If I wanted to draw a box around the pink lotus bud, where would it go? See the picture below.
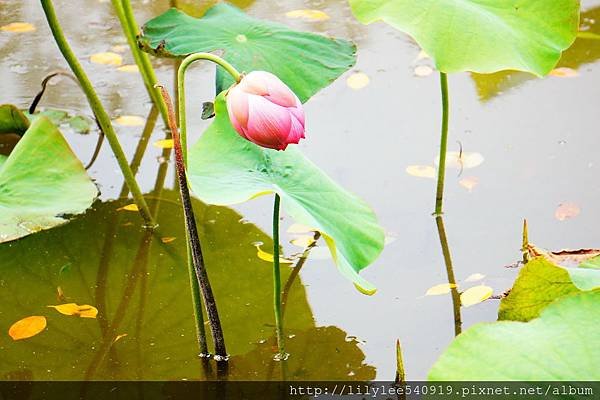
[226,71,305,151]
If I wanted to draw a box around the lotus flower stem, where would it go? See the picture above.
[434,72,450,216]
[156,84,228,360]
[435,215,462,336]
[111,0,170,126]
[40,0,155,228]
[177,53,241,163]
[272,193,286,358]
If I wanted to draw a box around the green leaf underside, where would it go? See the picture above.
[188,96,384,294]
[0,117,98,243]
[429,290,600,380]
[498,257,579,322]
[0,104,30,135]
[350,0,580,76]
[138,3,356,101]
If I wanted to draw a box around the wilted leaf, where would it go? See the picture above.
[406,165,435,179]
[118,204,139,212]
[465,273,485,282]
[459,176,479,192]
[346,72,370,90]
[90,52,123,66]
[117,64,139,73]
[460,285,493,307]
[549,67,579,77]
[555,202,580,221]
[1,22,36,33]
[201,102,215,120]
[48,303,98,318]
[426,283,457,296]
[153,139,174,149]
[114,115,145,127]
[8,316,47,340]
[285,9,330,21]
[255,244,293,264]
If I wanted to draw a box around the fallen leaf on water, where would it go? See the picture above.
[290,235,315,248]
[426,283,457,296]
[113,333,128,343]
[465,273,486,282]
[118,204,139,212]
[549,67,579,78]
[255,244,293,264]
[90,52,123,66]
[460,285,493,307]
[1,22,36,33]
[153,139,174,149]
[285,9,330,21]
[110,44,128,53]
[346,72,370,90]
[48,303,98,318]
[406,165,436,179]
[459,176,479,192]
[9,316,47,340]
[438,152,484,170]
[555,202,580,221]
[114,115,145,127]
[287,223,316,234]
[161,237,177,244]
[117,64,139,73]
[414,65,433,77]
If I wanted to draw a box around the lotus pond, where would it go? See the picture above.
[1,0,599,385]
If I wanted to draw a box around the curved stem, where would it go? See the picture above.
[112,0,170,126]
[177,53,241,163]
[272,193,286,358]
[40,0,155,228]
[435,72,450,216]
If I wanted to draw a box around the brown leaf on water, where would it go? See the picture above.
[48,303,98,318]
[8,316,47,340]
[527,244,600,268]
[555,202,580,221]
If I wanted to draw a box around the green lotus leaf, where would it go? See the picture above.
[138,3,356,101]
[429,290,600,380]
[0,116,98,243]
[187,96,385,294]
[350,0,580,76]
[568,255,600,291]
[0,104,29,135]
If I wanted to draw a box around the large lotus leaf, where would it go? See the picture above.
[187,96,384,294]
[429,290,600,380]
[0,116,98,243]
[0,192,371,380]
[498,257,580,322]
[349,0,580,76]
[138,3,356,101]
[567,255,600,291]
[0,104,29,135]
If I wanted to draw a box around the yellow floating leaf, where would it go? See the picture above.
[90,52,122,66]
[414,65,433,77]
[285,9,330,21]
[406,165,436,179]
[460,285,493,307]
[1,22,36,33]
[290,235,315,248]
[161,237,177,244]
[110,44,128,53]
[48,303,98,318]
[118,203,139,212]
[153,139,174,149]
[113,333,128,343]
[465,273,486,282]
[426,283,457,296]
[114,115,145,126]
[549,67,578,78]
[9,316,47,340]
[255,244,293,264]
[555,202,580,221]
[439,152,484,169]
[459,176,479,192]
[346,72,370,90]
[117,64,139,73]
[287,223,316,234]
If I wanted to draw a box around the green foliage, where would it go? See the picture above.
[350,0,580,76]
[138,3,356,101]
[568,255,600,291]
[429,290,600,380]
[0,115,97,243]
[187,96,384,294]
[0,104,29,135]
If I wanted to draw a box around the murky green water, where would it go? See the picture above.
[1,0,599,380]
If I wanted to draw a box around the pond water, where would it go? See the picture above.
[1,0,600,381]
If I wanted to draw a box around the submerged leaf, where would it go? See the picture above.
[9,316,46,340]
[48,303,98,318]
[460,285,493,307]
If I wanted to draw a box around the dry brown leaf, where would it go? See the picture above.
[1,22,36,33]
[9,316,47,340]
[555,202,580,221]
[528,244,600,268]
[48,303,98,318]
[460,285,493,307]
